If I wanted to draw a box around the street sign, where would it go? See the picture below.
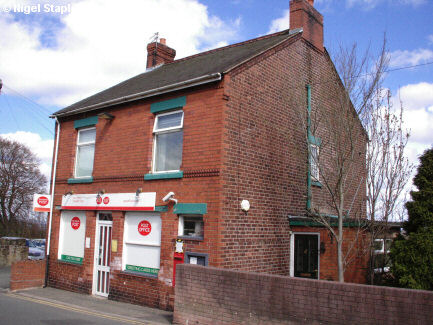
[33,194,51,212]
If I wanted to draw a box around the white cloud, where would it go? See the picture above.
[0,0,241,107]
[396,82,433,111]
[428,34,433,44]
[1,131,53,178]
[389,49,433,68]
[388,82,433,177]
[268,9,290,34]
[398,0,426,5]
[346,0,381,9]
[343,0,426,9]
[402,107,433,145]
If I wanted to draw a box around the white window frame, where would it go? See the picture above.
[373,238,385,254]
[74,127,96,178]
[373,238,392,273]
[58,211,86,264]
[178,215,204,239]
[310,144,319,181]
[122,212,161,277]
[152,110,184,173]
[373,238,392,254]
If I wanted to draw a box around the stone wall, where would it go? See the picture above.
[0,238,28,267]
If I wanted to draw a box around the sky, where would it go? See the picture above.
[0,0,432,191]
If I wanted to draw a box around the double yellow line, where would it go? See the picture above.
[6,292,151,325]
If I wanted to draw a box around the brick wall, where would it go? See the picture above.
[48,85,226,310]
[290,225,368,283]
[0,238,28,266]
[10,260,46,291]
[221,36,366,275]
[174,264,433,325]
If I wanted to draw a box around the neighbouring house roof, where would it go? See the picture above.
[52,29,302,117]
[288,216,403,230]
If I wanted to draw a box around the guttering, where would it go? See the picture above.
[44,117,60,287]
[51,73,222,118]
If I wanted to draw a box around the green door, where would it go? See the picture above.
[294,234,319,279]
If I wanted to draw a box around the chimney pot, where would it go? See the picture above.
[160,38,166,45]
[308,0,314,5]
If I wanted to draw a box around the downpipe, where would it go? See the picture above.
[44,117,60,287]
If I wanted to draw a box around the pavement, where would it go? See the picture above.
[0,266,173,325]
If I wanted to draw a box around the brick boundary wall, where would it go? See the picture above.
[10,260,46,291]
[173,264,433,325]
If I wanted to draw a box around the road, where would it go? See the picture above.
[0,291,150,324]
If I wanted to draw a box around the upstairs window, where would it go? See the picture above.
[152,110,183,172]
[310,144,319,181]
[75,127,96,178]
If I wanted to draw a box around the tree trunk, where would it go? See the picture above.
[337,230,344,282]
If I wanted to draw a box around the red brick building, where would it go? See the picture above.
[47,0,367,310]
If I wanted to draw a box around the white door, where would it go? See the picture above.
[93,213,112,297]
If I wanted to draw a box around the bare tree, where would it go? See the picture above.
[305,38,389,282]
[0,136,47,236]
[366,90,413,284]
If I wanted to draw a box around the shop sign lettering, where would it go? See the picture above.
[71,216,81,230]
[138,220,151,236]
[37,196,49,206]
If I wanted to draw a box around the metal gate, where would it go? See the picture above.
[93,213,112,297]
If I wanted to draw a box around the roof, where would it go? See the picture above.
[288,216,403,229]
[53,28,302,117]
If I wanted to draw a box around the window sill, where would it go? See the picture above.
[312,180,322,188]
[57,259,83,266]
[144,171,183,180]
[119,270,158,279]
[68,177,93,184]
[177,236,204,242]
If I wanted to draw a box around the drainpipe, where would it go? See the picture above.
[44,117,60,287]
[306,84,312,210]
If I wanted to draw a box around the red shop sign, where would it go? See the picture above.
[71,217,81,230]
[138,220,151,236]
[37,196,49,206]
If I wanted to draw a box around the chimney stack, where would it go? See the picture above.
[290,0,324,51]
[146,37,176,69]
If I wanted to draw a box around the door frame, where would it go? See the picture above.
[290,232,320,279]
[92,212,113,296]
